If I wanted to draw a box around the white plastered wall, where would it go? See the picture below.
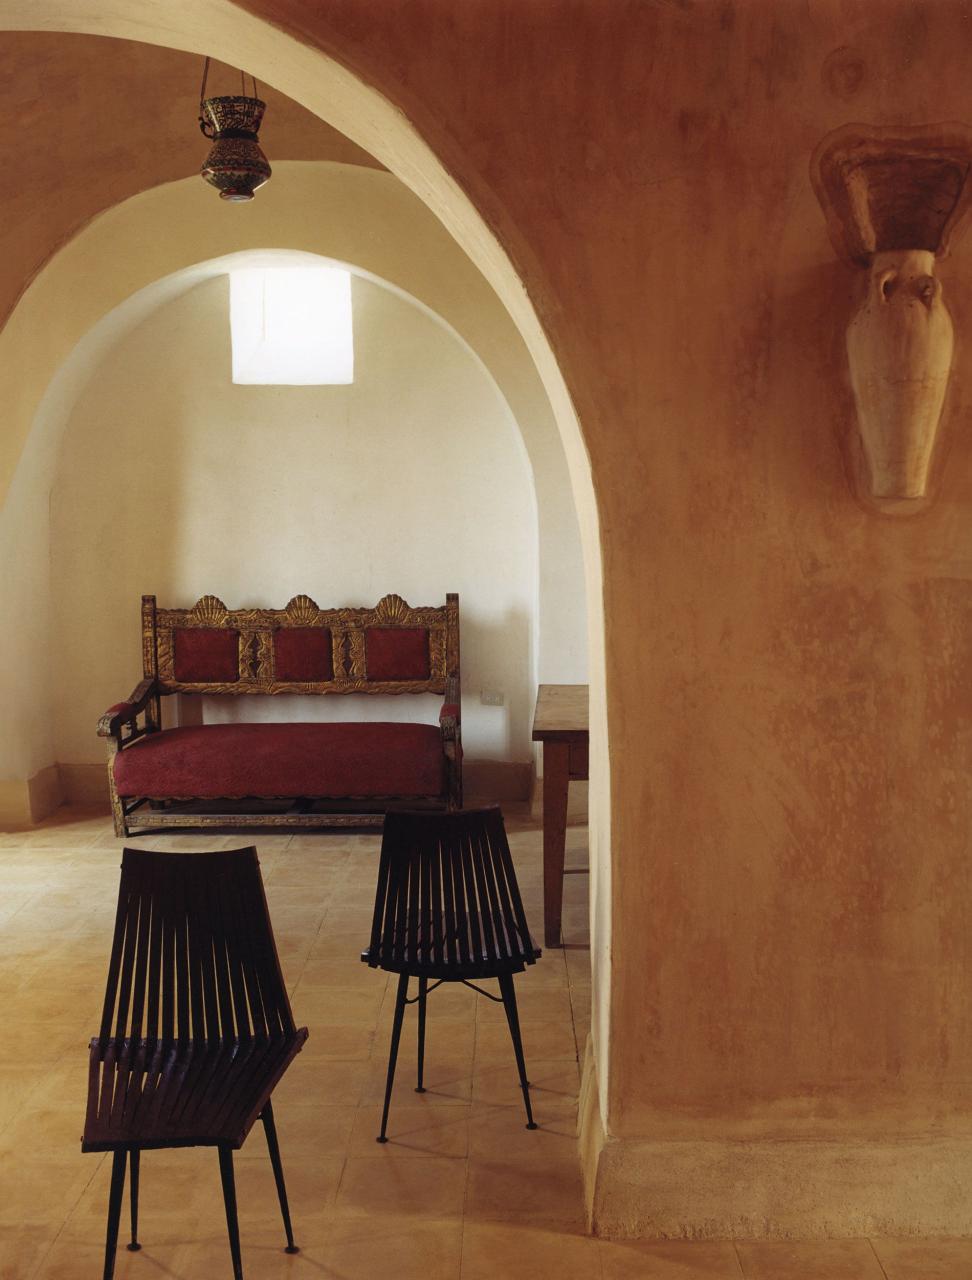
[51,270,537,766]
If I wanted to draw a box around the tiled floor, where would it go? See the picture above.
[1,807,971,1279]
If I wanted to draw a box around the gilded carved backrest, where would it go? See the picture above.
[142,592,459,696]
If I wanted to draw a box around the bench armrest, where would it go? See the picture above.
[97,679,159,738]
[439,702,461,737]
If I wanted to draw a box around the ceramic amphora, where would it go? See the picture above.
[846,248,953,500]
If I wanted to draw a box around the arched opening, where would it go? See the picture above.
[0,6,611,1216]
[46,246,547,798]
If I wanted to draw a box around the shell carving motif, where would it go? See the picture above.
[188,595,229,626]
[285,594,322,626]
[375,594,411,623]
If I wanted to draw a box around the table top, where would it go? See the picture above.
[531,683,589,741]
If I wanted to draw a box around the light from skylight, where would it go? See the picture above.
[230,266,354,385]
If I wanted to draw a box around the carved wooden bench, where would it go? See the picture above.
[98,593,461,836]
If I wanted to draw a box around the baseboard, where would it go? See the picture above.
[529,774,588,824]
[463,758,532,803]
[0,764,63,829]
[0,779,31,829]
[578,1033,607,1231]
[58,761,111,810]
[584,1054,972,1239]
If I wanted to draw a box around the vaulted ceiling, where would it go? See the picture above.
[0,31,380,326]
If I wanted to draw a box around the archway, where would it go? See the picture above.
[0,3,611,1153]
[44,245,550,801]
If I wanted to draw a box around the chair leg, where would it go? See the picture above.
[261,1100,299,1254]
[499,973,538,1129]
[102,1148,127,1280]
[127,1146,142,1251]
[416,976,429,1093]
[218,1144,244,1280]
[377,972,409,1142]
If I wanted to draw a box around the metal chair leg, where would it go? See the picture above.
[260,1100,299,1253]
[416,976,429,1093]
[218,1144,244,1280]
[102,1148,127,1280]
[377,973,409,1142]
[499,973,538,1129]
[127,1146,142,1251]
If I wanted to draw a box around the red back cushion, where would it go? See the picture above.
[365,627,430,681]
[274,628,333,682]
[172,628,240,683]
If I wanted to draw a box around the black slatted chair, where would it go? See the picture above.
[83,846,308,1280]
[363,806,542,1140]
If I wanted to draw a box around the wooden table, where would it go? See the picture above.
[531,684,589,947]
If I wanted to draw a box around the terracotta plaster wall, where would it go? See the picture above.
[232,0,972,1229]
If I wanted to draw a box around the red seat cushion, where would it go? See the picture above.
[113,722,445,800]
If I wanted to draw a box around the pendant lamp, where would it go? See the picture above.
[198,57,271,202]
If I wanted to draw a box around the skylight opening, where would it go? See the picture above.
[230,265,354,385]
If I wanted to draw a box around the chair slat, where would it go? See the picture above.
[186,876,209,1043]
[113,879,142,1042]
[429,836,444,968]
[161,877,175,1043]
[440,829,459,967]
[455,828,480,964]
[175,879,191,1046]
[99,871,132,1046]
[493,815,534,951]
[128,878,153,1045]
[144,861,164,1047]
[476,819,509,962]
[222,867,253,1041]
[206,868,235,1041]
[468,823,500,962]
[419,835,433,968]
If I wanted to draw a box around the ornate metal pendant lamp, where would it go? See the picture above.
[198,57,271,202]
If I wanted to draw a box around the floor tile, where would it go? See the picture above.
[0,1224,61,1280]
[336,1154,468,1218]
[872,1237,972,1279]
[238,1103,355,1162]
[227,1214,465,1280]
[463,1148,587,1227]
[735,1239,885,1278]
[461,1220,599,1278]
[600,1239,744,1278]
[348,1103,470,1158]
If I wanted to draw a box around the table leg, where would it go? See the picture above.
[542,741,570,948]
